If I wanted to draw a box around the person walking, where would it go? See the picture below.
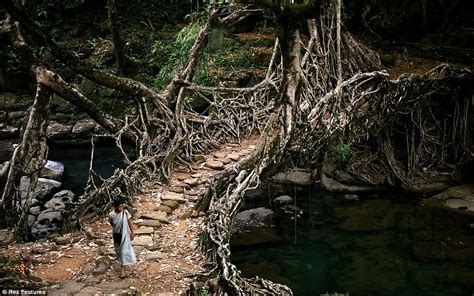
[108,196,136,278]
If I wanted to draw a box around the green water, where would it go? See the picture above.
[232,186,474,296]
[49,146,123,196]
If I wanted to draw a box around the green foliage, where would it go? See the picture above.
[329,142,351,163]
[198,287,209,296]
[152,21,204,89]
[193,39,255,86]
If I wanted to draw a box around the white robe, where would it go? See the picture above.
[111,210,137,266]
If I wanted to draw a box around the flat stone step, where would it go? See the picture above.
[132,235,153,246]
[146,252,166,261]
[138,220,162,228]
[169,186,184,193]
[217,158,231,164]
[184,178,199,187]
[206,160,224,170]
[140,212,170,224]
[228,153,240,161]
[161,200,179,210]
[157,205,172,213]
[173,172,191,181]
[162,192,186,203]
[214,152,227,158]
[135,226,154,235]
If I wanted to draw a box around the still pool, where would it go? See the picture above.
[232,185,474,296]
[49,145,124,196]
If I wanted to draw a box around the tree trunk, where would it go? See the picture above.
[107,0,126,75]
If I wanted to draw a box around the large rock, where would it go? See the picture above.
[72,119,97,138]
[321,169,381,193]
[31,208,62,237]
[20,176,62,200]
[40,160,65,181]
[272,169,312,186]
[232,207,275,232]
[29,206,41,216]
[420,184,474,227]
[35,210,63,227]
[46,122,73,140]
[273,195,293,205]
[51,190,75,203]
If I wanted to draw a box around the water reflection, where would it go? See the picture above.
[232,186,474,296]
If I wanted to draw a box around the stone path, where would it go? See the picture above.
[0,136,258,295]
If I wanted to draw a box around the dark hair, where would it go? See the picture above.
[113,196,124,208]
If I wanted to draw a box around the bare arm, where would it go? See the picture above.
[128,218,135,240]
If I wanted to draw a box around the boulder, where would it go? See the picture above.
[51,190,75,204]
[279,204,303,217]
[273,195,293,205]
[40,160,65,181]
[29,206,41,216]
[420,184,474,227]
[321,170,380,193]
[44,197,66,211]
[232,207,275,232]
[27,215,36,227]
[72,119,96,138]
[35,210,63,228]
[20,176,61,200]
[31,225,58,238]
[272,169,312,186]
[46,122,72,140]
[56,236,70,245]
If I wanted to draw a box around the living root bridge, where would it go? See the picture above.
[1,0,473,294]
